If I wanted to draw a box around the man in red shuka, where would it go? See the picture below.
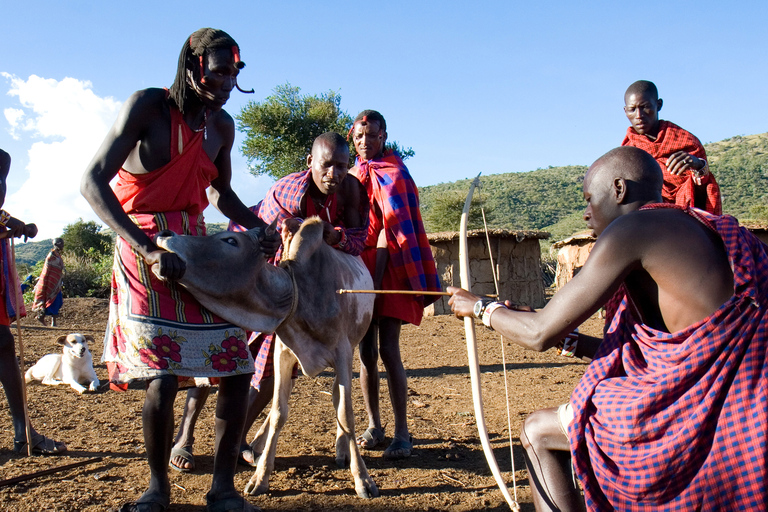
[621,80,721,214]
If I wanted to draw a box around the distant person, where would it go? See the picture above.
[169,131,369,471]
[351,110,441,459]
[0,149,66,456]
[448,146,768,511]
[32,237,65,327]
[621,79,721,214]
[80,28,275,512]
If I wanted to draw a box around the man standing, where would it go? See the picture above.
[170,131,369,471]
[32,237,65,327]
[449,146,767,511]
[81,29,273,512]
[621,79,721,214]
[351,110,441,460]
[0,149,66,456]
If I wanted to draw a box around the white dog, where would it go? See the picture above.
[25,333,100,394]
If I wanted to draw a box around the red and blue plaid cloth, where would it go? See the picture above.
[570,204,768,511]
[353,151,441,305]
[623,120,721,214]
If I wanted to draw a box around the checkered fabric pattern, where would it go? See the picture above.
[353,151,441,306]
[569,204,768,511]
[229,170,368,259]
[623,120,722,215]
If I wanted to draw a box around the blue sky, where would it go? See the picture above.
[1,0,766,239]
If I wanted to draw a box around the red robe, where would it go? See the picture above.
[622,120,721,214]
[104,106,253,387]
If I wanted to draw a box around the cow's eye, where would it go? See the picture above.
[222,237,238,247]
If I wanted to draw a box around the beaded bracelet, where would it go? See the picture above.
[482,302,508,329]
[0,210,10,227]
[333,227,347,249]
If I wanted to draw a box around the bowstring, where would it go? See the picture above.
[478,183,519,505]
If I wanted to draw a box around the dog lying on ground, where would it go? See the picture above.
[25,333,100,394]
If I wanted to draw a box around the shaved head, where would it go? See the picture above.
[588,146,663,202]
[624,80,659,104]
[312,132,347,153]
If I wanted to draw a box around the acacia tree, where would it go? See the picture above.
[237,83,413,181]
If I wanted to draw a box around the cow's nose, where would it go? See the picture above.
[157,230,176,238]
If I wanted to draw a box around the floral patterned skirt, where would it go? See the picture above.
[103,211,254,385]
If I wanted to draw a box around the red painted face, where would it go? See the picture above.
[309,141,350,195]
[624,91,660,137]
[193,48,240,110]
[352,121,385,162]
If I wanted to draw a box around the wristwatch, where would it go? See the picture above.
[473,298,495,319]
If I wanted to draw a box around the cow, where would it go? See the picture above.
[155,217,378,499]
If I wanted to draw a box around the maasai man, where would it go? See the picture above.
[449,146,768,511]
[351,110,441,459]
[169,131,369,469]
[621,80,721,214]
[81,29,275,512]
[32,237,64,327]
[0,149,66,456]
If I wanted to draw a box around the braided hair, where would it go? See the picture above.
[168,28,245,113]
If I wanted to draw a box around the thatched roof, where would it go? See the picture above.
[427,228,549,243]
[742,222,768,232]
[550,231,596,251]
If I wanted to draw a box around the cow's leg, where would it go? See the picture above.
[334,342,379,499]
[244,338,296,496]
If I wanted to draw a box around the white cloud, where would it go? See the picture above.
[2,74,121,239]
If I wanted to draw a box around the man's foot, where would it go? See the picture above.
[13,433,67,456]
[356,427,385,449]
[112,490,170,512]
[205,492,261,512]
[169,445,194,472]
[238,444,258,467]
[383,435,413,460]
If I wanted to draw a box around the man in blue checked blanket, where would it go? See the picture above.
[170,131,369,470]
[449,146,768,511]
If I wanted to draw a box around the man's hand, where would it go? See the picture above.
[146,250,186,281]
[667,151,707,178]
[4,218,37,242]
[447,286,481,318]
[322,222,342,246]
[258,226,280,258]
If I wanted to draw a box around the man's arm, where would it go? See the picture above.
[449,217,642,353]
[80,89,185,280]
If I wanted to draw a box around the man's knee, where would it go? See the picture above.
[521,408,565,452]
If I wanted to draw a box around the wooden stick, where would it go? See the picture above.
[10,324,104,333]
[0,457,103,488]
[11,238,32,456]
[337,289,498,298]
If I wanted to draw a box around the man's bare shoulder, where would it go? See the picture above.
[340,174,364,196]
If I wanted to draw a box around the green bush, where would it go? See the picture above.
[61,248,113,299]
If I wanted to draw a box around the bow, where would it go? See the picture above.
[459,174,519,510]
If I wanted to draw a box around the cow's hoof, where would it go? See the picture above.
[335,455,350,469]
[355,480,379,499]
[243,480,268,496]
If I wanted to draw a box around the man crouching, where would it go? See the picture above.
[449,146,768,511]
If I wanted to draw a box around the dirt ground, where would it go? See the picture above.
[0,297,603,511]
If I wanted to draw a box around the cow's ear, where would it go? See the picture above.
[56,335,67,345]
[265,219,278,237]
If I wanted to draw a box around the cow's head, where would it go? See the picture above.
[155,228,294,333]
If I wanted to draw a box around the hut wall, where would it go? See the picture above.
[554,241,595,290]
[425,236,545,316]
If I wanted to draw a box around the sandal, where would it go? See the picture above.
[238,444,258,467]
[169,445,194,472]
[113,492,170,512]
[383,435,413,460]
[13,433,67,456]
[356,427,385,449]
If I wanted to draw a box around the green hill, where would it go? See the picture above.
[420,132,768,246]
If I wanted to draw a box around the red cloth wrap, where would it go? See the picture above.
[569,204,768,511]
[112,108,216,215]
[353,151,441,326]
[622,120,721,214]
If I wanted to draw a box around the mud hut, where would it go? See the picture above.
[550,231,596,291]
[425,228,549,315]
